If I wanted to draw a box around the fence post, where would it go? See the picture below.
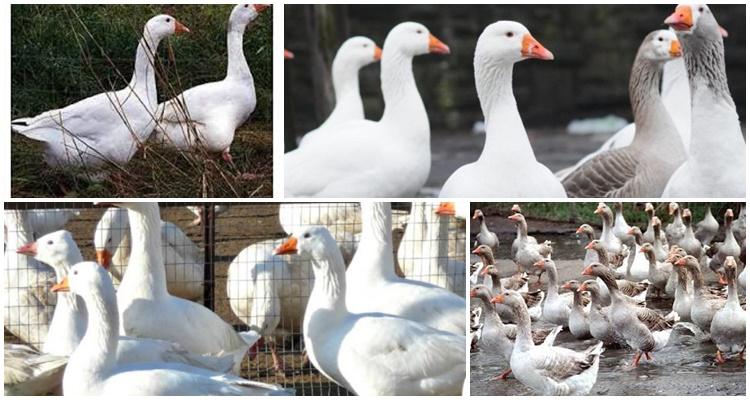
[202,204,215,310]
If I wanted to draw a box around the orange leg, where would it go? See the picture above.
[716,350,726,364]
[645,352,653,361]
[632,351,643,367]
[269,340,285,373]
[492,368,513,381]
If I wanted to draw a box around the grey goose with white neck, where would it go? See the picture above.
[285,22,450,197]
[11,15,189,169]
[298,36,382,148]
[440,21,565,197]
[662,4,745,197]
[562,30,686,197]
[155,4,268,164]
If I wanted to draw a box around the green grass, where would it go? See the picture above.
[473,202,742,227]
[11,4,272,198]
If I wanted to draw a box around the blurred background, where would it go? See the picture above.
[11,5,273,198]
[284,4,746,194]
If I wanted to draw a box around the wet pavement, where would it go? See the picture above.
[470,228,747,396]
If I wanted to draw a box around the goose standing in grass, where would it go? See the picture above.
[470,285,560,381]
[4,210,55,347]
[344,202,465,335]
[472,209,500,252]
[93,207,204,301]
[285,22,450,197]
[562,30,686,197]
[52,262,290,396]
[11,15,189,169]
[582,263,675,367]
[109,203,258,373]
[155,5,268,165]
[275,227,465,395]
[710,257,745,363]
[297,37,382,147]
[695,205,720,245]
[491,291,604,395]
[440,21,565,197]
[662,4,746,197]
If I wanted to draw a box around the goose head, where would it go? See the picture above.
[435,202,456,216]
[143,14,190,43]
[511,204,522,214]
[383,22,450,58]
[476,21,553,63]
[561,279,580,292]
[665,4,726,39]
[93,208,128,269]
[275,226,337,262]
[230,4,268,30]
[576,223,594,237]
[336,36,382,69]
[284,49,295,59]
[51,261,113,298]
[17,230,76,269]
[638,30,682,63]
[577,279,599,294]
[473,209,485,220]
[469,284,492,302]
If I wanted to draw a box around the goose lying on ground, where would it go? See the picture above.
[285,22,450,197]
[562,31,686,197]
[11,15,189,169]
[440,21,564,197]
[662,4,746,197]
[298,37,382,148]
[52,261,290,396]
[275,226,465,395]
[154,5,267,164]
[491,291,604,395]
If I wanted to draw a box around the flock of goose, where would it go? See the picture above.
[285,4,745,198]
[4,202,467,395]
[11,4,267,171]
[469,202,746,395]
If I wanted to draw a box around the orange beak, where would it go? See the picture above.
[471,247,482,255]
[436,202,456,216]
[480,264,491,276]
[669,40,683,58]
[585,242,595,250]
[533,259,545,268]
[582,265,594,276]
[578,282,588,292]
[274,236,298,255]
[674,258,687,267]
[174,20,191,34]
[507,214,521,222]
[561,282,571,290]
[521,33,554,60]
[96,249,112,270]
[718,273,728,285]
[51,277,70,293]
[594,205,604,215]
[469,288,477,298]
[719,25,729,38]
[16,242,38,256]
[284,49,295,59]
[472,210,480,220]
[254,4,269,13]
[576,226,584,234]
[490,294,505,304]
[428,34,451,55]
[640,247,647,254]
[374,46,383,61]
[665,5,693,31]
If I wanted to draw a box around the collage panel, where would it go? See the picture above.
[10,4,273,198]
[4,202,467,395]
[284,4,745,198]
[469,201,746,396]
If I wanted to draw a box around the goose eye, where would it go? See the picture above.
[363,44,367,48]
[165,18,171,23]
[47,240,53,245]
[506,32,514,38]
[73,270,78,275]
[416,29,423,34]
[244,4,249,8]
[698,6,704,12]
[658,37,663,42]
[303,233,311,239]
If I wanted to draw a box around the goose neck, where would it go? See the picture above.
[545,265,559,295]
[629,57,677,150]
[350,202,397,281]
[511,303,534,350]
[379,49,428,134]
[682,32,733,106]
[227,27,251,79]
[474,59,535,162]
[128,35,160,108]
[120,207,168,298]
[481,298,504,327]
[330,58,365,120]
[308,243,348,315]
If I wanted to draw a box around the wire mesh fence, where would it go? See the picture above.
[3,202,466,395]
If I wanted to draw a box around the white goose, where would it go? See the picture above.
[345,202,465,335]
[154,5,267,164]
[53,261,290,396]
[11,15,189,168]
[4,210,55,347]
[185,205,230,227]
[4,344,67,395]
[297,37,382,147]
[110,203,257,373]
[397,202,465,295]
[285,22,450,197]
[274,227,465,395]
[24,208,80,238]
[227,238,312,372]
[93,207,204,301]
[440,21,565,197]
[278,202,361,264]
[662,4,746,197]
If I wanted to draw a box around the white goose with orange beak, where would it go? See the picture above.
[285,22,451,197]
[440,21,564,198]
